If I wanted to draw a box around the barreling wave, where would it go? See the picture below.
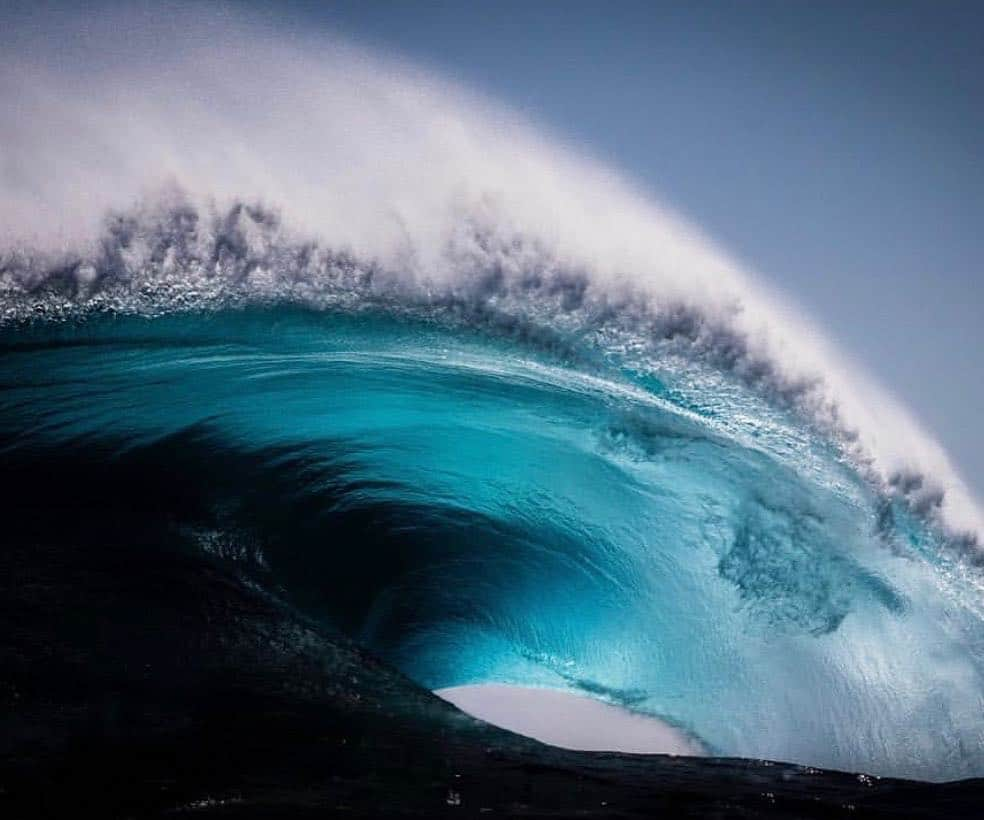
[2,1,984,783]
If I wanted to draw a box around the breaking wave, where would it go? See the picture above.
[2,1,983,782]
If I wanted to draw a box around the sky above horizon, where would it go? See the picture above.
[262,0,984,503]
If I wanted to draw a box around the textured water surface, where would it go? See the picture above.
[2,285,982,781]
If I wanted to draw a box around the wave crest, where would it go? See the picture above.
[2,191,979,553]
[3,3,980,537]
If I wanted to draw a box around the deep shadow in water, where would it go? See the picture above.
[1,432,983,818]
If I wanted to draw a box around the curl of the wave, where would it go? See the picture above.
[1,1,980,541]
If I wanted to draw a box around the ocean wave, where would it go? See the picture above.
[2,1,983,783]
[2,298,984,780]
[2,3,980,537]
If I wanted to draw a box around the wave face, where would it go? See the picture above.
[2,3,984,785]
[2,195,984,782]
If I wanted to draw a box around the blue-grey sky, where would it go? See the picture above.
[256,0,983,501]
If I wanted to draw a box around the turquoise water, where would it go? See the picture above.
[3,302,983,781]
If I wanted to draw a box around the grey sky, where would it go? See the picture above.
[268,0,984,503]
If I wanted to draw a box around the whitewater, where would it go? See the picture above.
[2,3,983,782]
